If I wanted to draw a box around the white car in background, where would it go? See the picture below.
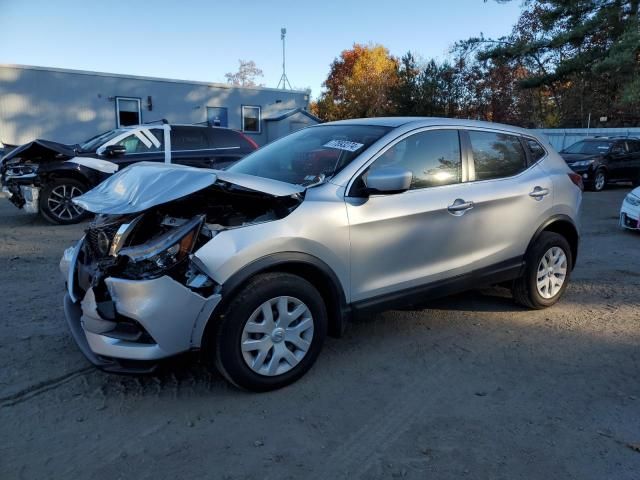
[620,187,640,230]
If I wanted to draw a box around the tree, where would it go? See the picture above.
[225,60,264,87]
[315,44,399,120]
[464,0,640,126]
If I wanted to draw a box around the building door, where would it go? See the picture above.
[206,107,228,127]
[116,97,141,127]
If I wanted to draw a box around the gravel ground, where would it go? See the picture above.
[1,187,639,479]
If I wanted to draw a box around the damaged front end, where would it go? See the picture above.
[60,162,303,372]
[1,139,77,212]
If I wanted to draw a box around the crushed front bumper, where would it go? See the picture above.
[620,200,640,231]
[61,240,222,373]
[2,178,40,213]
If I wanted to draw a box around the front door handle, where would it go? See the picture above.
[529,186,550,200]
[448,198,474,216]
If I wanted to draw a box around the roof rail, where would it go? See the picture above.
[142,118,169,125]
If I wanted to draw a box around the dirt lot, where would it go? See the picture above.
[1,186,639,479]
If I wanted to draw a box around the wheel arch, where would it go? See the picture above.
[203,253,349,349]
[527,215,579,270]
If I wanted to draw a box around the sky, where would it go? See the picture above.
[0,0,524,98]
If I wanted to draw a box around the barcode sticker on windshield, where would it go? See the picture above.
[323,140,364,152]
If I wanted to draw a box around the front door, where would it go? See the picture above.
[608,141,634,180]
[346,128,475,302]
[108,127,165,169]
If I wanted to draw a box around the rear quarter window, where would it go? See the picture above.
[525,138,546,162]
[468,130,527,181]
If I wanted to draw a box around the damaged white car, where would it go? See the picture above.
[61,118,582,391]
[620,187,640,230]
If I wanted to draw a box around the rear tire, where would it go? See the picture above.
[512,232,572,309]
[209,273,327,391]
[39,178,90,225]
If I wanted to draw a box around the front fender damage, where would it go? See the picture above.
[61,162,304,369]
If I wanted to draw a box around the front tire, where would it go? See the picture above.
[210,273,328,391]
[590,169,607,192]
[512,232,572,309]
[39,178,89,225]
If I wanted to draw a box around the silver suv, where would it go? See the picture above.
[60,118,583,390]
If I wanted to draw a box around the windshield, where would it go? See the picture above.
[79,129,129,152]
[227,124,391,185]
[563,140,611,155]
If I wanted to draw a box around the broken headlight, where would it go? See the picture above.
[118,215,205,278]
[6,164,39,177]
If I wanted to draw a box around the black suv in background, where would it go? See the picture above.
[560,137,640,191]
[0,123,257,224]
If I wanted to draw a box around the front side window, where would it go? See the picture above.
[115,128,164,153]
[370,129,462,189]
[228,124,390,185]
[242,106,261,133]
[469,130,527,181]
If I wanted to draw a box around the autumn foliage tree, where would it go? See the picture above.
[313,44,399,120]
[313,1,639,127]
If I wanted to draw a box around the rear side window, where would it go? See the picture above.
[525,138,546,162]
[372,129,461,189]
[171,127,209,151]
[469,131,527,181]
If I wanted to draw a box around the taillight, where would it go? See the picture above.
[568,172,584,191]
[240,133,259,150]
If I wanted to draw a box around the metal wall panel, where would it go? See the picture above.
[0,65,311,146]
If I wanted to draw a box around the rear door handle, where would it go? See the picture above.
[447,198,474,216]
[529,186,550,200]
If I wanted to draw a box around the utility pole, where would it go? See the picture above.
[277,27,292,90]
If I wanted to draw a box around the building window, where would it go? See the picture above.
[206,106,228,127]
[242,106,261,133]
[116,97,141,127]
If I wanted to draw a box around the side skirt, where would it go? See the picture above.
[350,257,524,317]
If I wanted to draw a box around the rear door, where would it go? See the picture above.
[628,140,640,182]
[170,126,211,167]
[206,129,256,170]
[459,129,554,270]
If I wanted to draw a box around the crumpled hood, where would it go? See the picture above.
[1,139,76,164]
[73,162,304,214]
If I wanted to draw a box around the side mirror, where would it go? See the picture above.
[364,167,412,194]
[104,144,127,157]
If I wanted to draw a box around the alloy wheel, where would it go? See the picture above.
[47,184,85,221]
[240,296,314,376]
[536,246,567,299]
[594,172,605,191]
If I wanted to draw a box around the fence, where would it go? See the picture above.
[533,128,640,151]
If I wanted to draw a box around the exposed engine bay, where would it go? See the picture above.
[73,182,301,302]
